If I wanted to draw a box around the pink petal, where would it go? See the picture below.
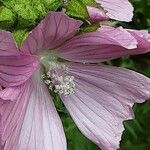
[0,139,3,150]
[0,143,3,150]
[0,87,4,147]
[57,26,138,63]
[57,26,150,63]
[21,12,82,55]
[98,26,138,49]
[0,86,22,101]
[87,6,109,22]
[0,30,18,56]
[0,132,4,150]
[1,74,66,150]
[127,29,150,55]
[98,27,150,55]
[0,30,38,87]
[96,0,134,22]
[61,63,150,150]
[0,55,38,87]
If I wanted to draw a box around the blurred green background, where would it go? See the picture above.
[0,0,150,150]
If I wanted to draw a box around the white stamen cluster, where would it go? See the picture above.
[42,67,75,96]
[54,75,75,95]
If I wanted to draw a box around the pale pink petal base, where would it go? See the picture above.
[61,63,150,150]
[0,72,66,150]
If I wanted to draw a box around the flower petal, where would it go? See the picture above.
[57,26,150,63]
[96,0,134,22]
[87,6,109,22]
[0,55,38,87]
[61,63,150,150]
[0,139,3,150]
[0,143,3,150]
[0,30,38,87]
[127,29,150,54]
[21,12,82,55]
[0,74,66,150]
[0,133,4,150]
[98,27,150,55]
[0,86,22,102]
[57,26,138,63]
[0,30,18,56]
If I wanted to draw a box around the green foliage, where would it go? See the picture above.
[65,0,95,19]
[132,0,150,30]
[12,30,28,47]
[65,0,89,19]
[120,102,150,150]
[0,6,14,29]
[0,0,63,30]
[80,23,100,33]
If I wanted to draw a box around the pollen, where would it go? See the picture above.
[42,66,75,96]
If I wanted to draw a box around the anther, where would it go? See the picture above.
[42,66,75,96]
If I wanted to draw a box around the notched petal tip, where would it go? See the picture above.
[61,63,150,150]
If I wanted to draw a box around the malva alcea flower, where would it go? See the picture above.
[0,12,150,150]
[87,0,134,22]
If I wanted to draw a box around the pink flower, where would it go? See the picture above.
[87,0,134,22]
[0,12,150,150]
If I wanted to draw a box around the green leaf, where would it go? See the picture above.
[80,23,100,33]
[1,0,62,11]
[67,127,99,150]
[52,94,67,113]
[0,6,15,29]
[12,30,28,47]
[0,0,63,30]
[82,0,95,5]
[65,0,89,19]
[43,0,63,10]
[13,4,38,28]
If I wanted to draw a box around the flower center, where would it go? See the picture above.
[39,51,75,96]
